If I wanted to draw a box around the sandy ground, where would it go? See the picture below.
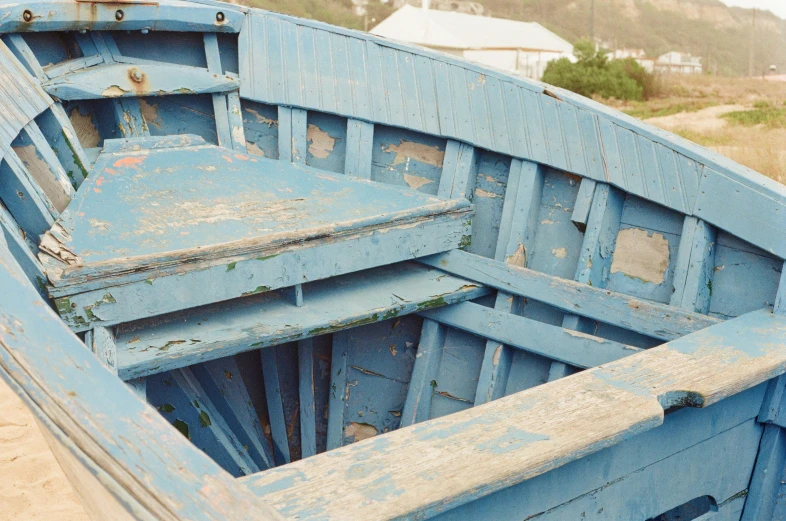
[0,377,88,521]
[645,104,747,133]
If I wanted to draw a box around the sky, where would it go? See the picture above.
[720,0,786,19]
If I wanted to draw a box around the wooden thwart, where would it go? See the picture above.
[242,308,786,521]
[420,249,721,341]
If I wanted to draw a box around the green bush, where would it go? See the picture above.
[542,40,656,101]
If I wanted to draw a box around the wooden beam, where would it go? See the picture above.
[475,159,543,404]
[421,302,640,369]
[114,263,489,379]
[242,308,786,521]
[326,331,349,451]
[670,216,716,314]
[344,119,373,179]
[419,249,720,341]
[260,347,291,466]
[549,182,625,381]
[298,338,318,458]
[400,319,445,427]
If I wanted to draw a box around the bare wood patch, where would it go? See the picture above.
[306,124,335,159]
[384,141,445,168]
[403,174,433,190]
[68,108,100,149]
[611,228,670,284]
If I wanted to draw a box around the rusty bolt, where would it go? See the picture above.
[216,11,225,22]
[129,68,143,83]
[115,10,124,21]
[22,10,33,22]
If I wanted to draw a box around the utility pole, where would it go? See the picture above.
[749,8,756,77]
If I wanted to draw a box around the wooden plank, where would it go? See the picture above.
[0,147,56,237]
[774,262,786,315]
[226,91,247,152]
[741,425,786,521]
[298,338,317,459]
[147,368,260,477]
[113,98,150,138]
[0,203,47,298]
[0,240,284,520]
[475,159,544,404]
[111,263,488,379]
[670,216,717,314]
[35,106,91,187]
[400,319,446,427]
[326,331,349,451]
[695,168,786,259]
[344,119,373,179]
[205,33,233,148]
[260,347,291,466]
[422,302,641,369]
[570,178,596,232]
[549,182,625,381]
[278,106,308,163]
[190,358,274,471]
[242,308,786,521]
[427,386,763,521]
[0,1,246,34]
[437,140,477,200]
[42,62,240,100]
[15,121,75,207]
[420,250,719,341]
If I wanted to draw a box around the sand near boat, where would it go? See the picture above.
[0,377,88,521]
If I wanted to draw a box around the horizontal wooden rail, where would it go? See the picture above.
[420,302,641,369]
[420,250,721,341]
[115,263,490,379]
[242,307,786,520]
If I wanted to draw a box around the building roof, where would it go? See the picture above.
[370,5,574,53]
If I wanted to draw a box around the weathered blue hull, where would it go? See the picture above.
[0,1,785,520]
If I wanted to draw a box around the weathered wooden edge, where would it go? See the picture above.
[420,249,720,341]
[242,307,786,520]
[0,235,285,521]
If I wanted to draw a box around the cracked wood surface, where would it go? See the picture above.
[114,262,489,379]
[40,141,471,288]
[242,308,786,520]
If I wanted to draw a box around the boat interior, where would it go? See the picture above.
[1,1,786,520]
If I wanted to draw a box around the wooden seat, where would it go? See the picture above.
[39,136,473,331]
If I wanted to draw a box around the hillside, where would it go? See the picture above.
[235,0,786,77]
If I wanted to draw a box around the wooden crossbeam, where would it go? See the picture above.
[114,263,490,380]
[419,250,720,341]
[421,302,641,369]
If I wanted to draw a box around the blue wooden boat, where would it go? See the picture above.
[1,1,785,519]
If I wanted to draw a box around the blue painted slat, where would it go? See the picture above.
[364,41,386,124]
[346,38,370,120]
[226,91,247,152]
[344,119,373,179]
[616,127,646,197]
[520,89,547,165]
[296,26,319,110]
[326,331,349,450]
[539,96,567,171]
[475,160,544,404]
[597,117,621,186]
[655,143,687,214]
[636,135,665,204]
[437,140,477,200]
[265,16,285,103]
[467,70,491,151]
[298,338,317,459]
[381,45,406,128]
[282,20,303,108]
[448,64,473,142]
[433,61,455,138]
[577,110,604,181]
[502,81,529,159]
[695,168,786,259]
[570,178,596,231]
[420,250,718,341]
[558,101,585,175]
[400,319,445,427]
[412,55,439,136]
[776,263,786,315]
[670,217,716,314]
[190,358,275,471]
[0,203,46,298]
[260,347,291,466]
[741,424,786,521]
[677,153,701,211]
[398,51,422,132]
[0,148,56,237]
[205,33,233,148]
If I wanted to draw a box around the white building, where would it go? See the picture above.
[370,4,574,80]
[655,52,702,74]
